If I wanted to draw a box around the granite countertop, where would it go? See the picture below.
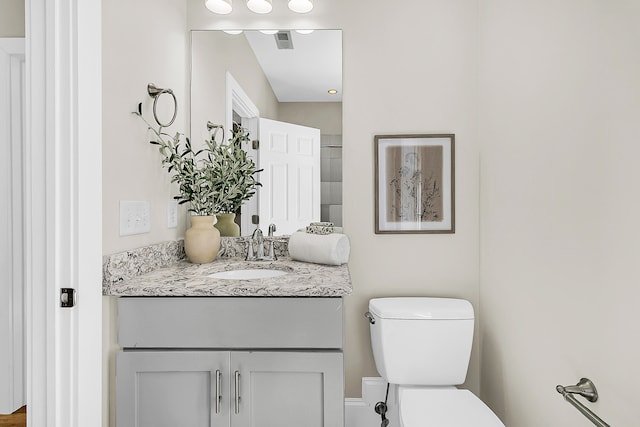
[103,256,352,297]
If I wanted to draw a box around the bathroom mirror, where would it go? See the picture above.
[190,30,343,236]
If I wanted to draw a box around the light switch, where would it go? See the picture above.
[119,201,151,236]
[167,200,178,228]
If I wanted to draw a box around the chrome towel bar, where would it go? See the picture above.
[556,378,610,427]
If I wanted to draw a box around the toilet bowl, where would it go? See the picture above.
[368,297,504,427]
[399,387,503,426]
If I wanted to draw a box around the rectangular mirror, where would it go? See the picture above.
[190,30,343,236]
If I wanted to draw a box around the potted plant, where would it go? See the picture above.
[207,127,261,237]
[138,112,261,261]
[141,117,221,263]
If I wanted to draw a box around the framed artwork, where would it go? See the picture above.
[375,134,455,234]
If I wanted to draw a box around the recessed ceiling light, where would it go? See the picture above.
[288,0,313,13]
[295,29,315,35]
[328,89,338,95]
[205,0,233,14]
[259,29,279,35]
[223,30,243,35]
[246,0,272,14]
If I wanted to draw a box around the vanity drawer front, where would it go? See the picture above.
[118,297,343,349]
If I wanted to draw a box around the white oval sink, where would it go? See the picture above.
[208,269,288,280]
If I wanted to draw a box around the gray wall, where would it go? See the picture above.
[0,0,24,37]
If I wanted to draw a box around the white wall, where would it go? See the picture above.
[478,1,640,425]
[190,0,482,400]
[278,102,342,135]
[102,0,189,254]
[101,0,640,425]
[190,30,279,144]
[102,0,188,425]
[339,0,480,398]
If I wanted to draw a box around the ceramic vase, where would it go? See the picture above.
[184,215,221,263]
[214,212,241,237]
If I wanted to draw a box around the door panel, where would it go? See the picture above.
[258,118,321,234]
[0,38,25,415]
[250,371,323,427]
[231,351,343,427]
[116,351,230,427]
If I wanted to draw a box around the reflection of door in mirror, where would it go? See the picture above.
[190,30,342,236]
[229,77,321,235]
[257,118,320,235]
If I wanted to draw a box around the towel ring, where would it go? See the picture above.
[147,83,177,127]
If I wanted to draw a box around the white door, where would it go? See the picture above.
[258,118,321,235]
[0,37,25,415]
[26,0,103,426]
[239,116,259,236]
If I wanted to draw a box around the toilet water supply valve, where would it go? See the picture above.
[375,383,391,427]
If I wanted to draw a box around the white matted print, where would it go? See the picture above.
[375,134,455,233]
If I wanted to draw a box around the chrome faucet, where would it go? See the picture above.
[245,225,278,261]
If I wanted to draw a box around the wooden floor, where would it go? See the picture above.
[0,406,26,427]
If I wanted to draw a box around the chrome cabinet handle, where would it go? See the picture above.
[234,370,240,414]
[215,370,222,414]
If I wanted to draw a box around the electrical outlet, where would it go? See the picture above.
[119,201,151,236]
[167,200,178,228]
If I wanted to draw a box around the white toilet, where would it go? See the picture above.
[367,297,505,427]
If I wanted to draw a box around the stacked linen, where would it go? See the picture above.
[288,223,350,265]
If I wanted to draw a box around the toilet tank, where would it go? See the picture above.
[368,297,474,386]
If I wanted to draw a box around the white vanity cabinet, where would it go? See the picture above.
[115,297,344,427]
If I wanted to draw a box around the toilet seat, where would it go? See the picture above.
[399,387,505,427]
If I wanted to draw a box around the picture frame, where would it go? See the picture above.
[375,134,455,234]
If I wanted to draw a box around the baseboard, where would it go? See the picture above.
[345,377,399,427]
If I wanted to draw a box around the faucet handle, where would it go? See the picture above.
[268,223,276,237]
[245,238,255,261]
[252,227,263,240]
[266,239,277,261]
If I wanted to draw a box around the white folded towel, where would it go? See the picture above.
[288,231,350,266]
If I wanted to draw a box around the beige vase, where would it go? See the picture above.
[184,215,221,263]
[214,212,241,237]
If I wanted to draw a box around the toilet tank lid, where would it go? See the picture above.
[369,298,474,320]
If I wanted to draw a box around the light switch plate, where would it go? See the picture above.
[119,201,151,236]
[167,200,178,228]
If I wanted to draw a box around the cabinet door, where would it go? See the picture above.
[116,351,230,427]
[231,352,343,427]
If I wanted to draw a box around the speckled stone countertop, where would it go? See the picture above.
[103,240,352,297]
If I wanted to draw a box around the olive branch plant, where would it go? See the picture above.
[135,112,261,216]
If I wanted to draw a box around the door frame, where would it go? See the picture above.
[26,0,103,426]
[226,72,260,235]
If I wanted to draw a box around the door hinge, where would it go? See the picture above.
[60,288,76,308]
[252,139,259,150]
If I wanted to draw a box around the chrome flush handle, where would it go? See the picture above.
[365,312,375,324]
